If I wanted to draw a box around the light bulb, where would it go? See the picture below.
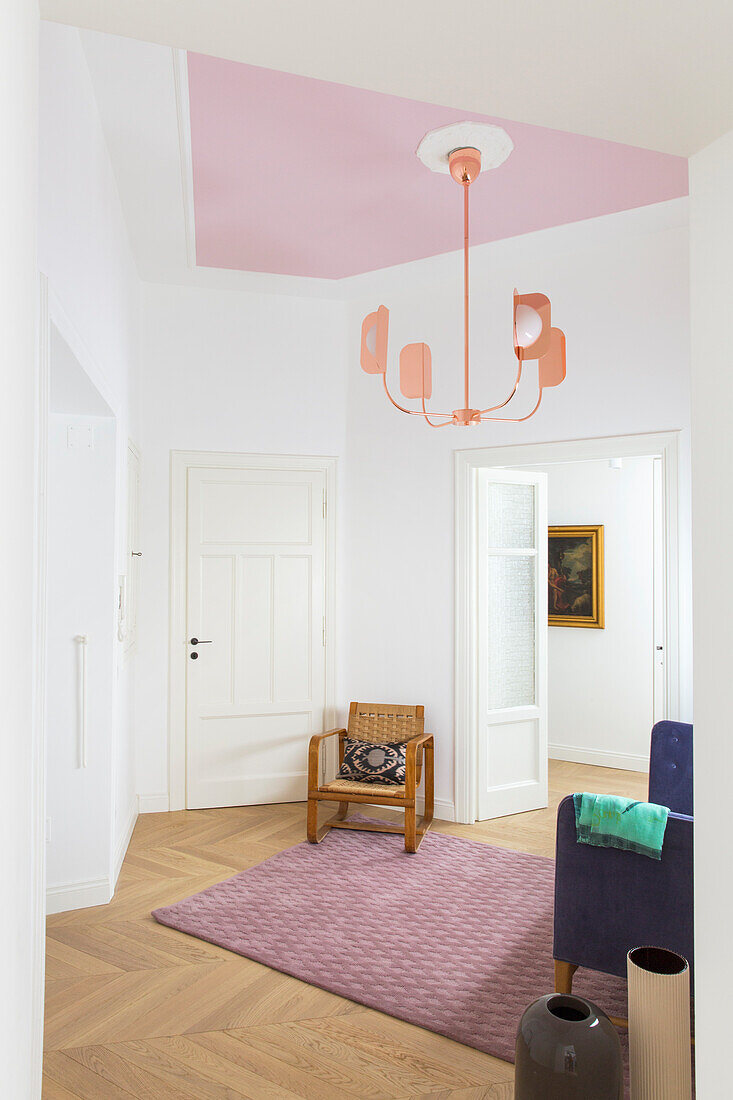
[515,304,543,349]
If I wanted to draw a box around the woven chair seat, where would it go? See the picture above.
[320,779,407,798]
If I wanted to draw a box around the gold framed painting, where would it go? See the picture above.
[548,525,604,628]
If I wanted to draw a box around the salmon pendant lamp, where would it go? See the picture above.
[359,122,566,427]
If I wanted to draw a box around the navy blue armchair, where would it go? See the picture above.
[553,721,693,1002]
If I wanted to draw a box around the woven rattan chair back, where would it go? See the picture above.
[347,702,424,745]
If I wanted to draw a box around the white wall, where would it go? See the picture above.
[689,125,733,1097]
[525,456,656,770]
[136,203,692,822]
[39,21,142,898]
[1,2,42,1094]
[137,284,347,804]
[343,204,692,814]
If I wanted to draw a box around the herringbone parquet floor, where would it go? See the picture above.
[43,760,647,1098]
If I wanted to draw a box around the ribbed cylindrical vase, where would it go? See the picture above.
[515,993,623,1098]
[627,946,692,1099]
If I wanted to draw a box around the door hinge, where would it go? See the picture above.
[322,490,327,519]
[322,616,327,646]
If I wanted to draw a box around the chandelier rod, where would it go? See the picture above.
[463,175,470,412]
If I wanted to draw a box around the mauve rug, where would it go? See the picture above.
[152,817,629,1071]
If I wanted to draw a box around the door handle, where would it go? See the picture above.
[190,637,212,646]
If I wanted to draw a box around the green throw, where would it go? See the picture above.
[573,793,669,860]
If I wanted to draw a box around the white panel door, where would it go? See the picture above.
[476,468,548,819]
[186,466,326,808]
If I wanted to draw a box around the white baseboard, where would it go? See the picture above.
[138,792,170,813]
[434,798,456,822]
[550,743,649,773]
[46,801,138,917]
[46,877,112,916]
[113,798,139,888]
[417,796,455,822]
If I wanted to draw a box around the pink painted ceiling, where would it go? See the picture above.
[187,52,688,280]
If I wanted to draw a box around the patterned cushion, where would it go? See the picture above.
[337,738,406,785]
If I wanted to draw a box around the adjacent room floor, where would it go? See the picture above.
[43,760,647,1098]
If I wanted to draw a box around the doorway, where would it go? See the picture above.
[455,432,682,825]
[169,451,337,810]
[523,454,664,771]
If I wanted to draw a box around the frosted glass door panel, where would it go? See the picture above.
[477,468,547,821]
[484,482,536,549]
[485,555,536,710]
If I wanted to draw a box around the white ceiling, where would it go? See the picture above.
[43,0,733,156]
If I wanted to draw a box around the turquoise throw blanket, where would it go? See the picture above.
[573,793,669,860]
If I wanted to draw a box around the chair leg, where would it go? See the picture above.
[306,797,320,843]
[405,805,417,853]
[307,798,350,843]
[554,959,578,994]
[422,737,434,829]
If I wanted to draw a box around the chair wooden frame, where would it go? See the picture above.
[307,702,435,852]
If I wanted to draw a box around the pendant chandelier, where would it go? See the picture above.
[359,122,566,427]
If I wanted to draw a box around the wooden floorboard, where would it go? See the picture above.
[43,760,647,1098]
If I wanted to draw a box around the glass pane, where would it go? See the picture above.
[486,555,536,709]
[484,482,535,549]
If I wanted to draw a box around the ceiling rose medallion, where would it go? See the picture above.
[359,121,566,427]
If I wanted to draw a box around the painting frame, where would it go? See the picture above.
[548,524,605,628]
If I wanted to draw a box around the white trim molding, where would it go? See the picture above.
[31,273,51,1091]
[418,797,456,823]
[47,799,138,918]
[455,431,682,825]
[138,792,171,814]
[550,743,649,772]
[172,48,196,269]
[46,878,112,917]
[168,450,338,811]
[113,799,139,887]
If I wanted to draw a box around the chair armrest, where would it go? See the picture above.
[308,728,346,788]
[405,733,434,792]
[553,795,694,979]
[405,733,434,748]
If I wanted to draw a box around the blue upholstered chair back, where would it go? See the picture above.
[648,720,693,816]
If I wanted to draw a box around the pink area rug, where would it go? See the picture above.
[152,818,628,1066]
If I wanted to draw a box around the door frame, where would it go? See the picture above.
[168,450,338,811]
[455,431,682,825]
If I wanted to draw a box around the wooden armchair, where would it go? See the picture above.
[307,702,434,852]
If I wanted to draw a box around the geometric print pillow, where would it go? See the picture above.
[337,738,407,785]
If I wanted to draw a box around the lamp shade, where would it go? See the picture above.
[360,305,389,374]
[538,328,566,389]
[399,342,432,399]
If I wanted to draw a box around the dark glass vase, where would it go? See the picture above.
[515,993,623,1099]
